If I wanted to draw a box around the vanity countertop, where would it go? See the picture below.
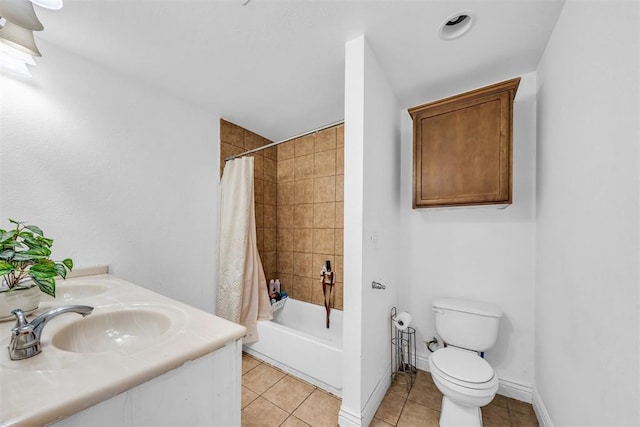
[0,270,246,426]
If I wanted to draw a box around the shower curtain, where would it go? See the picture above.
[216,156,272,343]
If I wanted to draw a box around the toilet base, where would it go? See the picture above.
[439,395,483,427]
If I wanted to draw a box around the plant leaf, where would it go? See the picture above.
[54,263,67,279]
[25,225,44,236]
[8,219,24,225]
[0,248,14,260]
[0,260,13,276]
[30,263,57,278]
[31,275,55,297]
[12,247,52,261]
[0,230,16,244]
[62,258,73,270]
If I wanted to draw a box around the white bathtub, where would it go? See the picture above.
[243,298,343,396]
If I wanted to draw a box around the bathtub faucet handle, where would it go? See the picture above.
[371,281,386,290]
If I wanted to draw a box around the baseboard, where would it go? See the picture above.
[338,366,391,427]
[532,387,553,427]
[416,351,533,403]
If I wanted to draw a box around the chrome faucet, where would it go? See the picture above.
[8,305,93,360]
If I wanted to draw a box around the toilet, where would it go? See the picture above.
[429,297,502,426]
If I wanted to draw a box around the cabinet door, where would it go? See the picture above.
[410,78,519,208]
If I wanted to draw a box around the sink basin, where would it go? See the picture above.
[52,307,176,353]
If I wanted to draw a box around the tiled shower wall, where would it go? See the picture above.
[276,125,344,310]
[219,119,278,283]
[219,119,344,310]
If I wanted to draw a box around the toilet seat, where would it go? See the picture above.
[430,347,497,390]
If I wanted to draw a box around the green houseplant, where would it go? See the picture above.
[0,219,73,298]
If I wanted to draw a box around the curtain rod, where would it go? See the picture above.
[224,120,344,161]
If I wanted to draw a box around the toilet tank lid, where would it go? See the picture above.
[433,297,502,318]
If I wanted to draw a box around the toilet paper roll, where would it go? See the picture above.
[393,312,412,331]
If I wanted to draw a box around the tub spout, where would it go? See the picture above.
[8,305,93,360]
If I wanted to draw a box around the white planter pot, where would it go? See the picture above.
[0,284,42,321]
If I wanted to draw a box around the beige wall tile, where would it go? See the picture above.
[264,157,277,183]
[254,178,264,205]
[278,250,294,275]
[253,154,264,180]
[220,119,244,148]
[335,175,344,202]
[264,181,277,205]
[293,252,313,278]
[315,127,337,152]
[277,227,293,250]
[314,176,336,203]
[293,228,313,253]
[313,150,336,178]
[264,227,277,251]
[264,203,277,228]
[333,282,343,310]
[294,204,314,229]
[312,254,334,277]
[277,158,294,183]
[245,131,263,151]
[334,256,343,283]
[256,227,264,253]
[277,205,294,228]
[264,146,277,160]
[313,229,335,254]
[294,179,314,204]
[336,147,344,175]
[311,281,325,306]
[277,182,294,206]
[294,154,314,181]
[262,251,276,277]
[293,276,312,302]
[335,202,344,228]
[278,140,295,160]
[314,202,336,228]
[295,135,315,156]
[335,229,343,256]
[279,273,293,293]
[337,124,344,148]
[255,203,264,228]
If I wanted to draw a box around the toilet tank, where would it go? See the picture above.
[432,297,502,352]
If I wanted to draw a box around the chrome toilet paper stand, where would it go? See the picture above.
[390,307,417,392]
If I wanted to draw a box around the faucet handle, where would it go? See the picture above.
[11,309,29,329]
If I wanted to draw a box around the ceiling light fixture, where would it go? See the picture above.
[0,0,63,78]
[439,11,474,40]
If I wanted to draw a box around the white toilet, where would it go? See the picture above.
[429,297,502,426]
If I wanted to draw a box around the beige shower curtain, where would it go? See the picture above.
[216,156,272,343]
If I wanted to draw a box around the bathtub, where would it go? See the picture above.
[243,298,343,396]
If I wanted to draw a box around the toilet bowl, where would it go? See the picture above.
[430,297,502,426]
[429,347,499,425]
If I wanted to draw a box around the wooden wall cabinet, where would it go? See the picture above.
[409,78,520,208]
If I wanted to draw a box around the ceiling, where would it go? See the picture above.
[36,0,565,142]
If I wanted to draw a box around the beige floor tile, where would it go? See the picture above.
[483,402,511,427]
[397,400,439,427]
[293,389,341,427]
[242,352,262,374]
[281,415,311,426]
[242,385,259,409]
[388,375,412,398]
[370,417,395,427]
[492,393,510,409]
[242,396,289,427]
[510,406,539,426]
[263,375,316,413]
[374,391,406,426]
[507,398,536,416]
[242,363,286,394]
[407,381,442,412]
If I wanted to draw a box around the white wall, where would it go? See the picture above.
[535,1,640,425]
[398,72,538,399]
[0,41,220,312]
[340,35,402,426]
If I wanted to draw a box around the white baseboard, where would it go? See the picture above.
[338,366,391,427]
[532,387,553,427]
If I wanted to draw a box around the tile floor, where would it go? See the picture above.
[241,353,539,426]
